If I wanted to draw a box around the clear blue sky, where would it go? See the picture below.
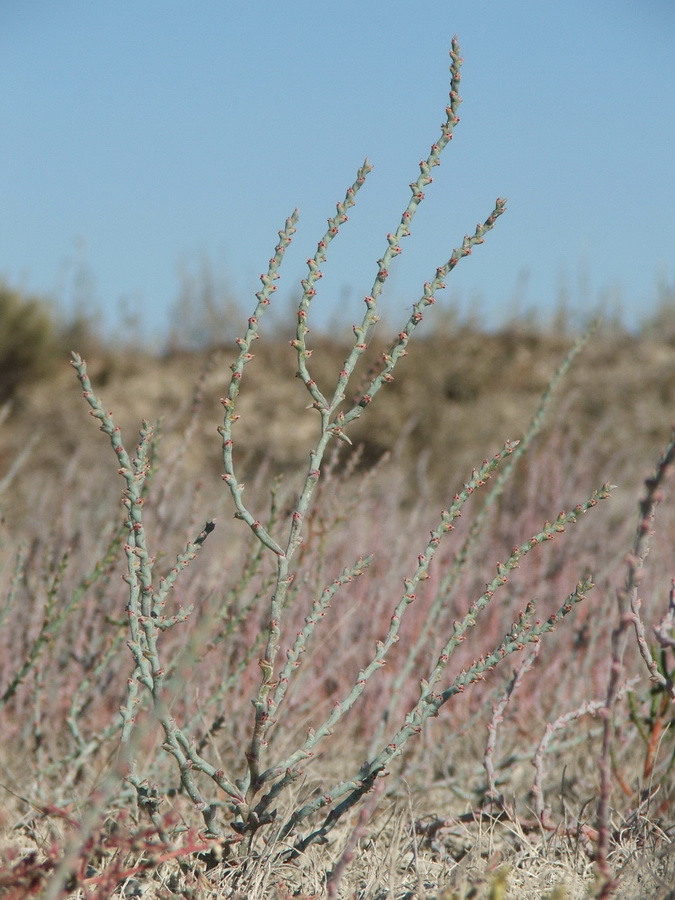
[1,1,674,342]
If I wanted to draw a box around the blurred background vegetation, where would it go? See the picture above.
[2,272,675,528]
[0,279,98,402]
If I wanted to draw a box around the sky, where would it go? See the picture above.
[1,1,674,345]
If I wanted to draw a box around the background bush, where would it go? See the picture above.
[0,281,62,401]
[0,280,100,404]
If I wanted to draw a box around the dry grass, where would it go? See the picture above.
[0,323,674,898]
